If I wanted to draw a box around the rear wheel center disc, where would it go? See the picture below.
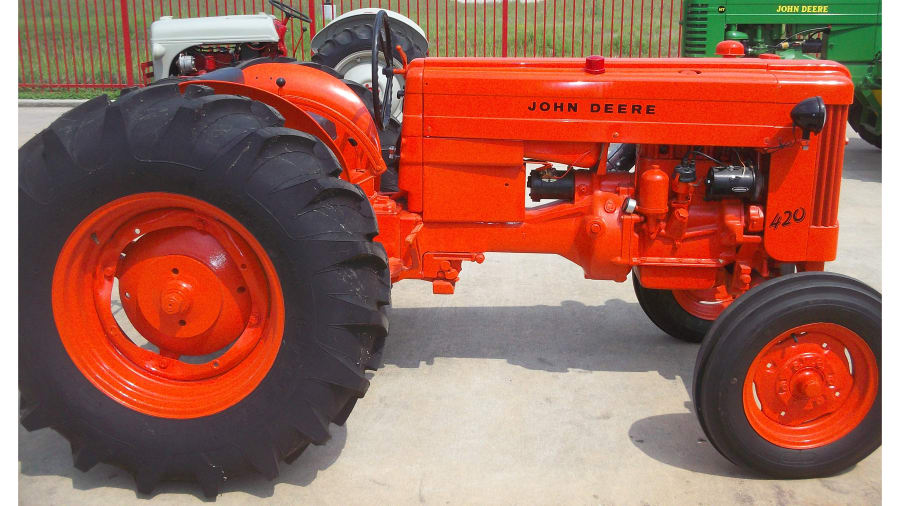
[120,254,248,356]
[52,193,285,418]
[118,226,254,357]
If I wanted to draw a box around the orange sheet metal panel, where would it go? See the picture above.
[418,57,853,148]
[422,137,525,222]
[764,105,849,262]
[399,63,425,212]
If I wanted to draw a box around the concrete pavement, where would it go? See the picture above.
[18,105,881,505]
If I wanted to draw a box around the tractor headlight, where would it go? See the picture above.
[791,96,827,140]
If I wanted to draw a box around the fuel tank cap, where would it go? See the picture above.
[585,55,605,74]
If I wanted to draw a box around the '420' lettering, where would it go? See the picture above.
[770,207,806,230]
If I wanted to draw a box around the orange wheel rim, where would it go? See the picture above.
[52,193,284,419]
[742,323,878,449]
[672,284,733,320]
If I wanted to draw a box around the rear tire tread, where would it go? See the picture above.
[19,83,390,496]
[312,19,426,69]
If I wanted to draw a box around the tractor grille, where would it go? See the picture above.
[683,3,711,57]
[811,105,849,227]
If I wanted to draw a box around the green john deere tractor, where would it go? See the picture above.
[681,0,882,148]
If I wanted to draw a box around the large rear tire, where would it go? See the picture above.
[693,272,880,477]
[19,83,390,496]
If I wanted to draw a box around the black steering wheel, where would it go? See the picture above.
[371,10,395,131]
[267,0,311,23]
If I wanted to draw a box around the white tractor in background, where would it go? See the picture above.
[142,0,428,122]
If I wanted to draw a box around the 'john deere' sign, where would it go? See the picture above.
[776,4,830,13]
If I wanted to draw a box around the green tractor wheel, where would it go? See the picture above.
[849,99,881,149]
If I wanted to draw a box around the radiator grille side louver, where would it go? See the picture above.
[812,105,849,227]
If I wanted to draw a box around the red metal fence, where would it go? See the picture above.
[19,0,683,89]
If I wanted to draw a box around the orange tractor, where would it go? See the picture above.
[19,12,880,496]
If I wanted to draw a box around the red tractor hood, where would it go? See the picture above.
[402,56,854,148]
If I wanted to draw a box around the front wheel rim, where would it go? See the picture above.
[672,284,733,321]
[742,322,878,449]
[52,193,285,419]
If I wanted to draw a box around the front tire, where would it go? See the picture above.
[19,83,390,496]
[632,274,731,343]
[692,272,880,478]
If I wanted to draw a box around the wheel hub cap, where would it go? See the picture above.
[753,341,851,425]
[118,227,251,357]
[742,322,878,448]
[792,370,824,399]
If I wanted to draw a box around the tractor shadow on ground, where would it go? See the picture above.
[842,136,881,184]
[625,408,859,480]
[383,299,696,381]
[382,299,755,478]
[627,408,747,478]
[18,419,348,500]
[382,299,869,479]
